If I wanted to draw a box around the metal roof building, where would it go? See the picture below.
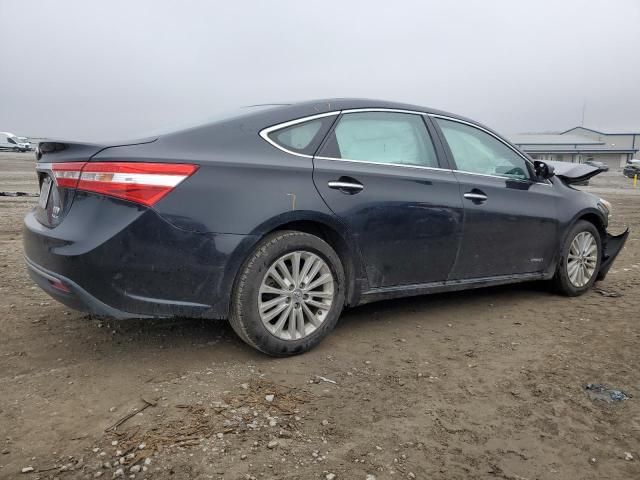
[509,126,639,169]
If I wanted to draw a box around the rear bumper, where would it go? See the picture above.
[598,228,629,279]
[23,193,257,319]
[25,256,148,319]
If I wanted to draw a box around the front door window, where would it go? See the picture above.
[436,119,531,180]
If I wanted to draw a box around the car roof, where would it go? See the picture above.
[158,98,508,148]
[242,98,506,143]
[264,98,470,121]
[227,98,493,135]
[148,99,476,140]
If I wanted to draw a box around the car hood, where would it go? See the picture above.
[546,160,604,185]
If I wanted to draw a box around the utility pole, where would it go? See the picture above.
[581,99,586,126]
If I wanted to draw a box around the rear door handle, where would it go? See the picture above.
[328,178,364,194]
[463,191,488,202]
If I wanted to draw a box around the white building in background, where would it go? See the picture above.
[509,126,639,170]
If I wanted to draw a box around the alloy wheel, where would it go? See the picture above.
[566,231,598,287]
[258,251,334,340]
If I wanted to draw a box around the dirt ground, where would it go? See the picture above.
[1,152,639,480]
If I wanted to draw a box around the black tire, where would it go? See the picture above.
[553,220,602,296]
[229,231,345,356]
[13,147,20,153]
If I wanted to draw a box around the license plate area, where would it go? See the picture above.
[38,176,52,209]
[34,169,72,228]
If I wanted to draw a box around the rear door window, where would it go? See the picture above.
[318,112,439,168]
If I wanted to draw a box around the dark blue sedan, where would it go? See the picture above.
[24,99,628,355]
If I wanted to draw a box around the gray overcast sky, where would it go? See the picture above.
[1,0,639,140]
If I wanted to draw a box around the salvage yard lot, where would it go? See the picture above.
[1,152,639,479]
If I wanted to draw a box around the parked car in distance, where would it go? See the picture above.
[623,162,640,178]
[626,158,640,167]
[23,99,629,356]
[584,159,609,172]
[0,132,31,152]
[15,136,32,150]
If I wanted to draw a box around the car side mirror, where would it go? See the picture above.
[534,160,555,180]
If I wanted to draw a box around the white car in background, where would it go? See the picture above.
[0,132,31,152]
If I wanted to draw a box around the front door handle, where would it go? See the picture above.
[328,177,364,194]
[463,191,488,202]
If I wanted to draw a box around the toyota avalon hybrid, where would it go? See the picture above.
[24,99,628,356]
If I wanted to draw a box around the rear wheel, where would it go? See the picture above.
[229,231,345,356]
[553,220,601,296]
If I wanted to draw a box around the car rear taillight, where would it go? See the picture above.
[51,162,198,207]
[52,162,84,188]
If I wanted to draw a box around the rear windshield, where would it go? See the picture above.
[128,104,290,140]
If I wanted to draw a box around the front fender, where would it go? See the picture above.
[544,206,610,279]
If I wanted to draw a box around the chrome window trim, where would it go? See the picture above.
[259,111,341,158]
[340,108,429,115]
[258,108,552,186]
[453,169,525,180]
[429,114,552,186]
[258,108,431,159]
[314,156,452,173]
[451,169,552,186]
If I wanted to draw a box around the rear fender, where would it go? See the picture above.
[220,210,368,308]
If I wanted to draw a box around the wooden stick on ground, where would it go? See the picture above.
[105,397,157,432]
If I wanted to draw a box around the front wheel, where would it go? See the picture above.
[553,220,601,296]
[229,231,345,356]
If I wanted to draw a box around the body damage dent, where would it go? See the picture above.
[599,229,629,279]
[546,160,605,185]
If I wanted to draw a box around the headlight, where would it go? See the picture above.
[599,198,612,218]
